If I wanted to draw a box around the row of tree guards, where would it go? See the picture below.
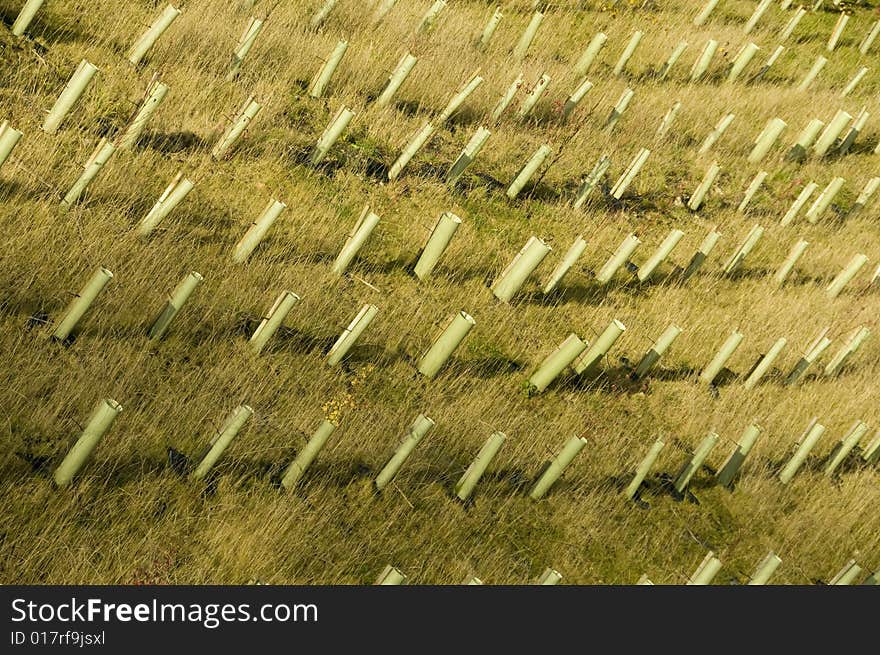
[9,77,872,219]
[3,0,878,214]
[52,393,880,533]
[12,0,879,59]
[376,550,879,585]
[9,0,878,90]
[44,204,876,369]
[40,92,868,239]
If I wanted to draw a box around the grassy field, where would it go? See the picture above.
[0,0,878,585]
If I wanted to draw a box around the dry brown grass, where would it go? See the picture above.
[0,0,878,584]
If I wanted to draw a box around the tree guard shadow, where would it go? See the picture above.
[138,129,210,154]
